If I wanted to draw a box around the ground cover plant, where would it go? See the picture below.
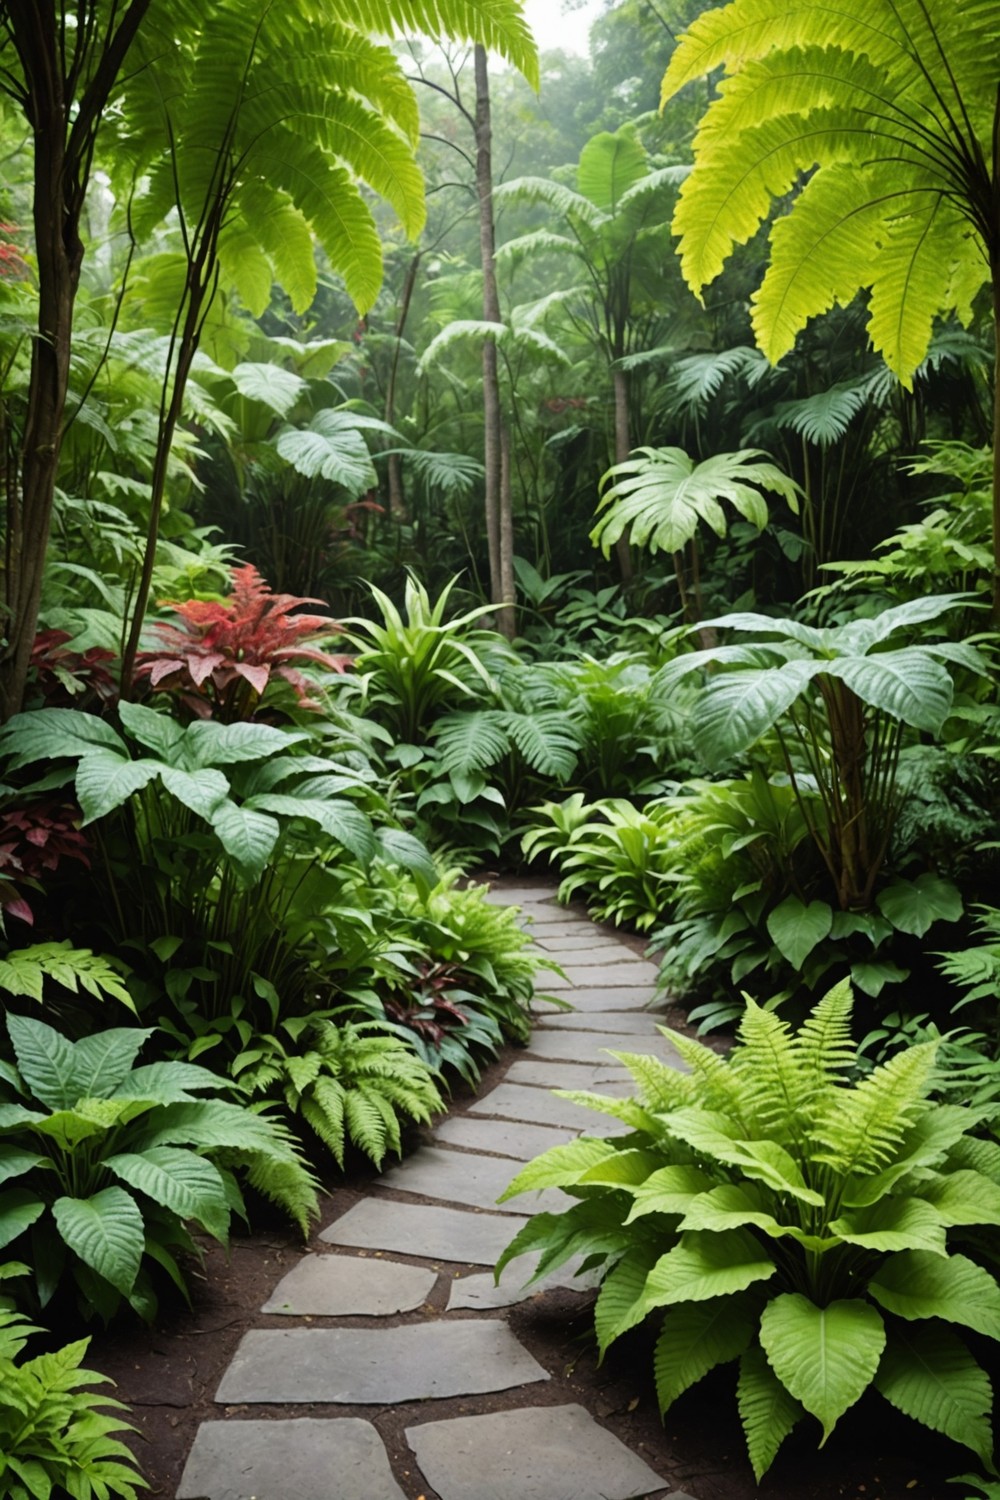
[498,981,1000,1481]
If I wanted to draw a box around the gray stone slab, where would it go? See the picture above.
[534,933,629,951]
[320,1199,527,1265]
[506,1058,625,1090]
[261,1254,435,1316]
[541,1008,667,1033]
[374,1145,564,1215]
[432,1114,576,1159]
[528,1028,685,1067]
[537,946,651,967]
[177,1418,405,1500]
[216,1321,548,1404]
[550,986,659,1010]
[406,1403,666,1500]
[544,960,661,989]
[484,887,560,907]
[468,1081,626,1132]
[447,1256,598,1310]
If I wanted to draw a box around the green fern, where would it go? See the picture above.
[0,942,133,1007]
[500,981,1000,1479]
[234,1017,443,1170]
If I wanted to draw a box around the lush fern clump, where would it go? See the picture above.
[0,1288,147,1500]
[499,981,1000,1480]
[233,1017,443,1168]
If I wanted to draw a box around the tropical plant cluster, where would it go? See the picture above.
[2,0,1000,1493]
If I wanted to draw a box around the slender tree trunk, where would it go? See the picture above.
[500,420,515,633]
[611,363,633,585]
[386,251,421,521]
[0,0,150,720]
[474,44,515,639]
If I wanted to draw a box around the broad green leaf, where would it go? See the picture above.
[759,1294,885,1441]
[160,766,230,820]
[245,794,374,862]
[824,650,953,731]
[7,1013,82,1111]
[186,720,304,767]
[231,360,306,415]
[876,873,964,937]
[0,1189,45,1250]
[693,659,821,761]
[71,1028,153,1099]
[579,1149,666,1187]
[117,700,186,759]
[111,1061,229,1104]
[921,1169,1000,1227]
[106,1147,230,1240]
[655,1295,757,1414]
[870,1251,1000,1341]
[766,895,833,968]
[830,1196,948,1256]
[0,1146,45,1186]
[738,1342,804,1481]
[499,1138,619,1198]
[850,959,910,998]
[52,1187,145,1295]
[875,1323,994,1466]
[76,750,163,823]
[373,827,438,888]
[595,1249,659,1354]
[624,1164,716,1222]
[207,801,279,875]
[0,708,126,769]
[642,1229,775,1310]
[31,1105,123,1150]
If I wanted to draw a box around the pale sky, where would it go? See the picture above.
[522,0,607,56]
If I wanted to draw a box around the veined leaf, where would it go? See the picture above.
[655,1295,758,1414]
[759,1293,885,1442]
[766,895,833,968]
[642,1228,775,1309]
[738,1343,804,1481]
[106,1147,230,1240]
[207,801,280,876]
[870,1251,1000,1341]
[595,1249,659,1355]
[875,1322,994,1467]
[52,1187,145,1295]
[876,873,963,937]
[76,750,163,824]
[0,1189,45,1251]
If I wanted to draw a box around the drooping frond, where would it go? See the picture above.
[434,711,512,774]
[811,1042,939,1176]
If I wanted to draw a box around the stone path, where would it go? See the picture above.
[177,882,701,1500]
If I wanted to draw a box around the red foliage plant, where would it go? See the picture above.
[133,564,351,721]
[29,630,118,710]
[0,800,91,926]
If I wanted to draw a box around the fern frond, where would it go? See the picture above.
[434,711,511,775]
[812,1042,938,1176]
[793,978,856,1087]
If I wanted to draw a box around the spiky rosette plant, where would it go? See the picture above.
[498,981,1000,1480]
[134,563,350,720]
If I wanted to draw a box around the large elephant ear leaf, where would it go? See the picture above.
[874,1322,994,1468]
[693,659,821,762]
[52,1187,145,1295]
[737,1343,805,1481]
[71,1027,155,1100]
[759,1294,885,1442]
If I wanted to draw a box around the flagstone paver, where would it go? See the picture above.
[431,1113,576,1158]
[405,1404,667,1500]
[373,1144,566,1214]
[177,1418,406,1500]
[261,1253,436,1316]
[216,1321,548,1404]
[182,879,697,1500]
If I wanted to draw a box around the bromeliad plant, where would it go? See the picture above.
[0,1013,318,1322]
[498,981,1000,1479]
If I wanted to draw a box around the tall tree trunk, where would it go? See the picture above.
[611,363,633,585]
[385,251,421,521]
[0,0,150,720]
[474,44,515,640]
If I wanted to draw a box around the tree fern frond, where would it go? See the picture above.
[503,709,580,779]
[668,346,773,415]
[494,175,606,230]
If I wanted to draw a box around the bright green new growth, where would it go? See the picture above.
[660,0,996,383]
[498,982,1000,1479]
[0,1294,147,1500]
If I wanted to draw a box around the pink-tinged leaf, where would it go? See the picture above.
[149,659,185,687]
[233,662,270,694]
[25,828,48,847]
[5,898,34,924]
[188,652,226,689]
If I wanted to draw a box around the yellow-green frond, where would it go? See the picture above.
[338,0,539,87]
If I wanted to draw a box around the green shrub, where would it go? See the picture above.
[0,1014,318,1321]
[499,981,1000,1480]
